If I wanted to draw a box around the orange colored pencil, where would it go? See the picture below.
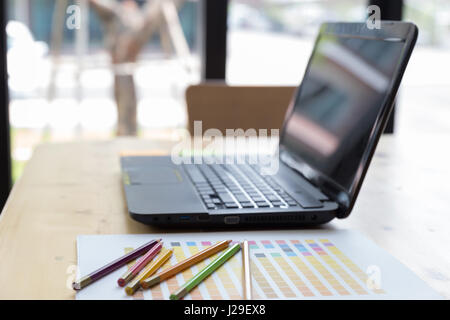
[141,239,231,289]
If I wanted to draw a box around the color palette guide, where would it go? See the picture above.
[76,230,440,300]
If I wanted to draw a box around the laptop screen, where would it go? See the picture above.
[281,32,406,194]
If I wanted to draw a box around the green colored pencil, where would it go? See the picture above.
[170,243,241,300]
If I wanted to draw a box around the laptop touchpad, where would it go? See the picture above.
[127,166,182,185]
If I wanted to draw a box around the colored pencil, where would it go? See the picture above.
[72,238,160,290]
[125,248,173,296]
[118,241,163,287]
[141,239,231,289]
[170,242,241,300]
[242,240,252,300]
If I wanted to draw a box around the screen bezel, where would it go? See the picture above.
[279,22,418,218]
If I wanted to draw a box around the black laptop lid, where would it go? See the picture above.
[280,22,418,218]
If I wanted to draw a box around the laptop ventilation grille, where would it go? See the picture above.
[243,214,309,223]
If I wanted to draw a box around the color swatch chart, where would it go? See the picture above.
[76,230,441,300]
[130,239,384,300]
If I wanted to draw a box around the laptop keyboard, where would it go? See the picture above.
[183,163,299,210]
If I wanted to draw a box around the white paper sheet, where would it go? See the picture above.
[75,230,441,300]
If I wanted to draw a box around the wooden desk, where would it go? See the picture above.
[0,135,449,299]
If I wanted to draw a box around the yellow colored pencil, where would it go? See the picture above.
[125,248,173,296]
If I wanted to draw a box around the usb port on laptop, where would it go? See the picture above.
[179,216,191,221]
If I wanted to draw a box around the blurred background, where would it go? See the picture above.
[4,0,450,182]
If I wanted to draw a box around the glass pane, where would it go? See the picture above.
[398,0,450,134]
[7,0,201,181]
[227,0,450,137]
[227,0,367,85]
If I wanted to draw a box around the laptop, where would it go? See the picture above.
[121,22,418,226]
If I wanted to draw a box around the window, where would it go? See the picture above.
[227,0,367,85]
[7,0,202,181]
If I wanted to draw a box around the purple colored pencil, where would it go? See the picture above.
[72,238,160,290]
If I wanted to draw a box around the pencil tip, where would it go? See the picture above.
[118,278,126,287]
[125,287,134,296]
[227,240,232,243]
[72,282,81,290]
[141,276,159,289]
